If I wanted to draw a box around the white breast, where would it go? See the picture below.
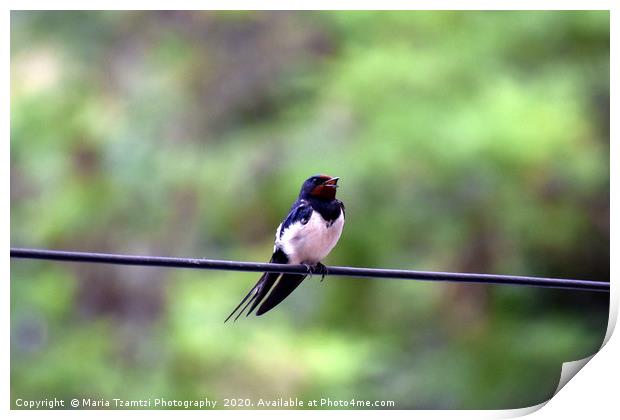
[275,210,344,265]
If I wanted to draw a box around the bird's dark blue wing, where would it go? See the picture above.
[278,201,313,239]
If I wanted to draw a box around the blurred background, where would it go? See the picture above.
[10,11,609,409]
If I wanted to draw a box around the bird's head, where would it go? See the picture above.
[299,174,340,200]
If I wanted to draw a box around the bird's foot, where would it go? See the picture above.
[313,262,329,282]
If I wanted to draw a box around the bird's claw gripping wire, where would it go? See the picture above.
[301,263,328,281]
[314,262,329,282]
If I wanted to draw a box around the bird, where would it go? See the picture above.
[225,174,345,321]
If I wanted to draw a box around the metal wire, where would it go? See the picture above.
[10,247,609,293]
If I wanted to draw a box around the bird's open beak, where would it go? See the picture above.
[323,177,339,188]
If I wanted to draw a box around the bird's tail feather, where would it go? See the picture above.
[224,280,259,323]
[233,291,259,322]
[224,271,284,322]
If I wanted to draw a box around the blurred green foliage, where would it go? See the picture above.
[11,11,609,409]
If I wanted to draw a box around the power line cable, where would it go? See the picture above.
[10,247,608,293]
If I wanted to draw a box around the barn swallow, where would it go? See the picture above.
[225,174,345,321]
